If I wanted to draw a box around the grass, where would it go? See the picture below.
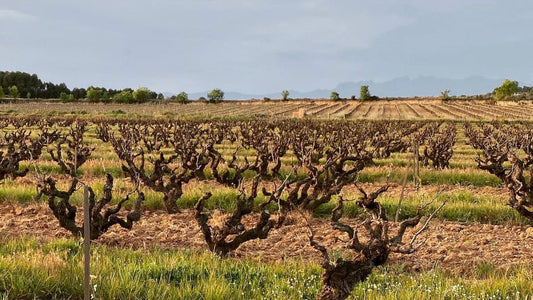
[0,238,321,300]
[2,178,527,225]
[0,237,532,299]
[314,192,529,225]
[1,115,533,299]
[357,167,502,187]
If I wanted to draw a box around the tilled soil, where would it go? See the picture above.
[1,202,532,274]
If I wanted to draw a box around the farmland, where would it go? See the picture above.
[1,99,532,120]
[0,100,532,299]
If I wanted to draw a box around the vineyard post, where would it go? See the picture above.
[414,141,420,189]
[83,186,90,300]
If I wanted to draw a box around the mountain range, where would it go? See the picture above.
[184,76,507,100]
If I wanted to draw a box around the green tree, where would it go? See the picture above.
[102,91,111,103]
[330,91,340,101]
[60,92,70,102]
[26,92,31,99]
[9,85,20,99]
[359,85,370,101]
[493,79,519,100]
[86,87,103,102]
[133,87,152,103]
[0,86,4,99]
[72,88,87,100]
[157,93,164,100]
[207,89,224,103]
[281,90,289,101]
[113,90,134,103]
[175,91,189,104]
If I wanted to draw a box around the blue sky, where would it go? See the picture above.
[1,0,532,95]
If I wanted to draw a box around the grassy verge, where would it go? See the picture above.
[0,238,532,300]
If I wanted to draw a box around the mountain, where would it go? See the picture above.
[185,76,506,100]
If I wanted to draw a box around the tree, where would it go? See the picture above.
[207,89,224,103]
[493,79,519,100]
[86,87,103,102]
[359,85,370,101]
[9,85,20,99]
[59,92,71,102]
[330,91,340,101]
[72,88,87,100]
[157,93,164,100]
[281,90,289,101]
[0,71,43,98]
[102,91,111,103]
[113,90,134,103]
[0,86,4,100]
[175,91,189,104]
[440,89,451,102]
[26,92,31,99]
[133,87,152,103]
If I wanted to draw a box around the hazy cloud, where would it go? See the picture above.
[0,1,531,95]
[0,9,36,22]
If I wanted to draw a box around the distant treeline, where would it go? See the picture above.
[2,70,533,103]
[0,71,163,102]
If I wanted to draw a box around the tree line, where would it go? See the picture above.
[0,71,166,103]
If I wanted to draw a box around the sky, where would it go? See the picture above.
[1,0,532,95]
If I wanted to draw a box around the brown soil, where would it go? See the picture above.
[1,202,532,274]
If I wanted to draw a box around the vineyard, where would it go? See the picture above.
[1,99,533,120]
[0,107,533,299]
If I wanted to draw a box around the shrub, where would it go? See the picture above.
[133,87,152,103]
[207,89,224,103]
[9,85,20,99]
[330,91,340,101]
[281,90,289,101]
[360,85,370,102]
[175,91,189,104]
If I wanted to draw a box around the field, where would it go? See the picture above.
[1,99,533,120]
[0,100,532,299]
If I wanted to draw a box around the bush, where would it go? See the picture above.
[493,79,518,101]
[8,85,19,99]
[133,87,152,103]
[175,91,189,104]
[113,90,134,103]
[60,92,70,102]
[281,90,289,101]
[360,85,370,102]
[207,89,224,103]
[330,91,340,101]
[86,87,103,102]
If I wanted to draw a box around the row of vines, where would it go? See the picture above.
[1,115,531,299]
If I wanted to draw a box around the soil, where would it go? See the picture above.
[1,201,532,275]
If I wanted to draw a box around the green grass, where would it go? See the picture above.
[313,191,529,225]
[0,238,532,300]
[0,238,321,300]
[2,179,527,225]
[358,168,502,187]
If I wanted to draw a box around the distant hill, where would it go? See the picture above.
[187,76,505,100]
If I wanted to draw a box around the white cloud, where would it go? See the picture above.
[0,9,36,22]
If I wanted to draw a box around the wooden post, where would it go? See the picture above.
[414,142,420,190]
[83,186,90,300]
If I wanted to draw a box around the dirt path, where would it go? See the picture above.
[1,202,532,274]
